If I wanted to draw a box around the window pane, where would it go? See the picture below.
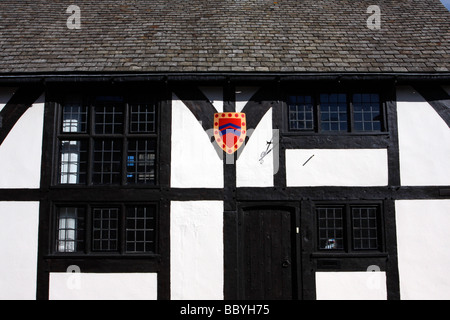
[320,93,348,132]
[92,208,119,252]
[62,97,88,133]
[93,139,122,184]
[352,207,379,250]
[126,205,157,253]
[129,102,157,133]
[59,140,88,184]
[288,95,314,131]
[94,102,124,134]
[317,207,344,250]
[56,207,85,253]
[353,93,382,132]
[127,139,156,184]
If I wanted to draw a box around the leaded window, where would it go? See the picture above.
[56,95,158,186]
[127,139,156,184]
[353,93,382,132]
[56,207,85,253]
[54,204,158,255]
[92,207,119,252]
[288,95,314,131]
[287,91,385,133]
[320,93,348,132]
[126,206,157,253]
[93,139,122,185]
[352,206,379,250]
[59,140,88,184]
[317,207,344,250]
[129,101,157,133]
[316,203,382,252]
[94,101,124,134]
[62,97,88,133]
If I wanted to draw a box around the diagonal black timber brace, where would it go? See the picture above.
[0,84,45,146]
[241,84,276,135]
[172,85,217,134]
[414,84,450,127]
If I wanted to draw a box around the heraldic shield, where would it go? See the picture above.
[214,113,247,154]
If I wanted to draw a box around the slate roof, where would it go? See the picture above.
[0,0,449,74]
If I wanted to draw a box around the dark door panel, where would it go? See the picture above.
[239,206,299,300]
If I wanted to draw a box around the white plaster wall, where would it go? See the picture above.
[49,273,158,300]
[171,94,223,188]
[286,149,388,187]
[0,94,45,189]
[237,108,274,187]
[316,271,387,300]
[171,201,223,300]
[0,202,40,300]
[396,200,450,300]
[397,86,450,186]
[0,87,17,112]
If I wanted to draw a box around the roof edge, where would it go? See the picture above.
[0,72,449,84]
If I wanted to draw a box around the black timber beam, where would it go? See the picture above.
[0,72,449,84]
[0,84,45,146]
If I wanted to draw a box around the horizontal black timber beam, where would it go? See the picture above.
[313,256,389,272]
[165,188,225,201]
[43,257,161,273]
[0,189,42,201]
[1,186,449,202]
[236,186,450,201]
[281,134,391,149]
[44,188,224,202]
[1,72,450,84]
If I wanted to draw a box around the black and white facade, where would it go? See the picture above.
[0,0,449,300]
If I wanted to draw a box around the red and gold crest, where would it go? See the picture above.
[214,113,247,154]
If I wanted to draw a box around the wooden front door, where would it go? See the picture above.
[238,205,299,300]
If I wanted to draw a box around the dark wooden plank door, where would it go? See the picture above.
[239,206,298,300]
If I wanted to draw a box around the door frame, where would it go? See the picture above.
[231,202,302,300]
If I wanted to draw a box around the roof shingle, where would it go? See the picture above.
[0,0,449,73]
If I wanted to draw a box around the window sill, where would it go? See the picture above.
[45,253,161,259]
[282,131,390,137]
[311,252,388,259]
[50,184,160,189]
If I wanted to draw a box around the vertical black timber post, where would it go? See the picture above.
[223,80,238,299]
[384,83,401,299]
[223,80,237,212]
[158,80,171,300]
[385,84,401,299]
[300,200,316,300]
[224,210,239,299]
[384,200,401,300]
[386,85,401,187]
[36,96,56,300]
[159,80,172,192]
[158,199,171,300]
[273,79,286,188]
